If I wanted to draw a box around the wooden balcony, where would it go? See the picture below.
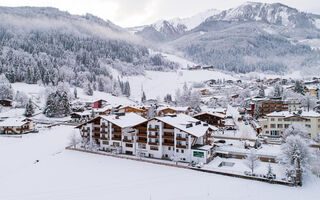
[137,133,147,137]
[82,129,89,132]
[101,130,108,134]
[148,134,158,138]
[92,135,100,139]
[148,128,159,132]
[162,142,174,146]
[137,127,147,131]
[162,134,174,139]
[123,139,133,143]
[101,125,108,128]
[100,137,109,140]
[92,129,100,133]
[112,137,121,141]
[112,131,122,135]
[176,137,187,141]
[137,139,147,144]
[176,145,187,149]
[148,142,159,146]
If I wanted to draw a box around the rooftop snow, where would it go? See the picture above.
[103,113,147,128]
[266,110,320,118]
[0,118,28,127]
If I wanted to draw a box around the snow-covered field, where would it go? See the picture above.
[128,70,235,101]
[0,126,319,200]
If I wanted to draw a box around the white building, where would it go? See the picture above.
[0,118,36,134]
[260,110,320,139]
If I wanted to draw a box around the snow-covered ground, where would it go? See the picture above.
[0,125,319,200]
[127,70,236,101]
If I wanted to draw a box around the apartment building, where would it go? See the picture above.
[76,113,147,155]
[77,113,217,164]
[252,98,288,117]
[133,114,216,164]
[260,110,320,139]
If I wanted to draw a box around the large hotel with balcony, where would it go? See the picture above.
[76,113,216,164]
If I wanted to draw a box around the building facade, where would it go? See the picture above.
[260,111,320,139]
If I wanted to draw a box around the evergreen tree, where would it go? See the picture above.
[294,81,304,94]
[98,78,104,92]
[258,85,265,97]
[141,91,146,103]
[43,85,71,118]
[24,99,35,117]
[74,88,78,99]
[84,82,93,96]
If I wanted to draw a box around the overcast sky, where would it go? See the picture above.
[0,0,320,27]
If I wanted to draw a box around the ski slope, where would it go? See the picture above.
[0,126,319,200]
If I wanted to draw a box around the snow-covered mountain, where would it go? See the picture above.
[129,9,220,42]
[206,2,320,29]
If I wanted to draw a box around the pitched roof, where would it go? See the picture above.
[155,114,217,137]
[266,110,320,118]
[103,113,147,128]
[0,118,29,127]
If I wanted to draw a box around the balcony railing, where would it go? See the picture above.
[176,144,187,149]
[112,137,121,141]
[148,134,158,138]
[137,139,147,144]
[113,131,122,135]
[148,128,159,131]
[92,129,100,133]
[82,129,89,132]
[162,134,174,139]
[137,133,147,137]
[92,135,100,139]
[176,137,187,141]
[123,139,133,143]
[162,142,174,146]
[148,141,159,146]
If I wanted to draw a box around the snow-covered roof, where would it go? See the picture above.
[266,110,320,118]
[155,114,216,137]
[193,112,226,119]
[0,118,29,127]
[157,106,190,112]
[103,113,147,128]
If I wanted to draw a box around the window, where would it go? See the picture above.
[168,147,171,150]
[150,146,158,151]
[285,124,289,128]
[305,124,311,128]
[155,125,159,129]
[271,118,275,121]
[181,150,184,153]
[270,124,276,128]
[264,125,267,128]
[277,124,283,128]
[270,130,279,136]
[278,118,282,121]
[176,149,179,153]
[266,131,269,134]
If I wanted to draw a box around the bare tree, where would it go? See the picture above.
[244,149,260,174]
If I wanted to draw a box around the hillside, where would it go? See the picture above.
[0,7,179,93]
[134,2,320,74]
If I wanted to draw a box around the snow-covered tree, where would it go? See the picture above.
[310,150,320,177]
[266,163,274,179]
[43,84,71,118]
[273,84,283,97]
[258,85,265,97]
[14,91,28,108]
[244,149,260,174]
[147,105,156,119]
[74,88,78,99]
[24,98,35,117]
[294,81,304,94]
[282,124,310,142]
[0,74,14,100]
[69,130,81,148]
[84,82,93,96]
[164,94,172,103]
[280,135,311,186]
[301,94,317,112]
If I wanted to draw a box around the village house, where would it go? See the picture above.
[193,112,226,127]
[252,98,288,117]
[85,99,108,109]
[260,110,320,140]
[117,105,148,118]
[0,99,12,107]
[0,118,36,134]
[157,106,192,116]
